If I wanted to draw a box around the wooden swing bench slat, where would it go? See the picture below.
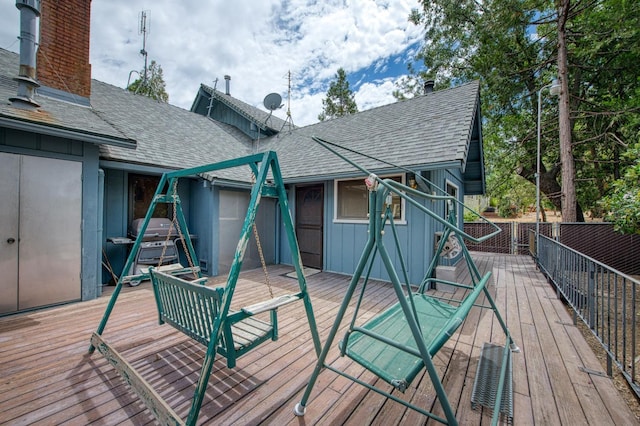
[242,293,302,315]
[343,273,490,392]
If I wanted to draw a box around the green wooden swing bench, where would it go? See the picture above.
[150,268,302,369]
[294,137,518,426]
[90,151,321,426]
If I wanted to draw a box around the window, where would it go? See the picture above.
[445,180,459,221]
[129,174,167,222]
[335,175,404,222]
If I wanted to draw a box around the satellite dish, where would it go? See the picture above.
[263,93,283,111]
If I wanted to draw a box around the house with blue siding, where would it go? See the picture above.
[0,0,485,316]
[190,78,485,284]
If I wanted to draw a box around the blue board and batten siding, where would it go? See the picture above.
[1,127,102,302]
[101,176,277,283]
[188,180,217,276]
[101,170,193,283]
[278,167,465,285]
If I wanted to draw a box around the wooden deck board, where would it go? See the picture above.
[0,255,637,425]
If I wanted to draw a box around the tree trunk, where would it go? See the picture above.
[519,167,563,218]
[557,0,579,222]
[539,171,563,212]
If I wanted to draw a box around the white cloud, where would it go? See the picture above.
[0,0,423,126]
[355,78,401,112]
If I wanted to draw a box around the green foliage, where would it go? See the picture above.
[601,142,640,234]
[401,0,561,208]
[127,60,169,102]
[402,0,640,222]
[464,210,481,222]
[318,68,358,121]
[493,175,536,218]
[568,0,640,215]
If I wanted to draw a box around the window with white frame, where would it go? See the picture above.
[445,180,459,221]
[335,175,405,222]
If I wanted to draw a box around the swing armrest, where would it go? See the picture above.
[242,294,302,315]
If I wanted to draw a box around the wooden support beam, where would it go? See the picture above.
[90,333,185,426]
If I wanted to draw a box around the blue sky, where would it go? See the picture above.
[0,0,425,126]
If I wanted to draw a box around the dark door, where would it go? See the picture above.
[295,185,323,269]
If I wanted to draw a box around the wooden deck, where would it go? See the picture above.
[0,253,637,425]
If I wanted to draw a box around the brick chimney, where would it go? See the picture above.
[37,0,92,101]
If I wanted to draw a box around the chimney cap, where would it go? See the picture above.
[16,0,40,14]
[424,80,435,94]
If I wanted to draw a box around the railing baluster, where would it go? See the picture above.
[535,234,640,398]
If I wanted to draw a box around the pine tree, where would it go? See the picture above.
[127,60,169,102]
[318,68,358,121]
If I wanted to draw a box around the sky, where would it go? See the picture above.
[0,0,424,126]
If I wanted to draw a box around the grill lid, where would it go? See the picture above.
[128,218,177,239]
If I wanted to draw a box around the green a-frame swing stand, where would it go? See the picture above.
[89,151,321,426]
[294,137,518,426]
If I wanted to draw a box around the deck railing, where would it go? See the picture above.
[535,234,640,397]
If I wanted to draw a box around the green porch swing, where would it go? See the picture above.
[294,137,519,426]
[89,151,321,426]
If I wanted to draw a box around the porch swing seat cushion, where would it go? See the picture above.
[344,273,490,390]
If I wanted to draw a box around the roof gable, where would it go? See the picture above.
[191,84,288,139]
[261,81,484,186]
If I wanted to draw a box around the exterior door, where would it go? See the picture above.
[0,153,20,313]
[295,185,323,270]
[0,153,82,314]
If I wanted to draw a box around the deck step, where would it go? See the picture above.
[471,342,514,422]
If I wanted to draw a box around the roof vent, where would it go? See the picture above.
[424,80,435,94]
[9,0,41,109]
[224,75,231,95]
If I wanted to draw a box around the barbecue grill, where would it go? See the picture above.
[128,218,180,277]
[106,218,197,286]
[128,218,178,240]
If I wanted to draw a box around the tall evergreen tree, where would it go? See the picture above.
[402,0,639,223]
[127,60,169,102]
[318,68,358,121]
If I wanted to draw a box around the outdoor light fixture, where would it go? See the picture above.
[536,78,560,255]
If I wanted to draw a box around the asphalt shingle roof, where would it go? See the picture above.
[261,81,481,181]
[0,48,134,147]
[1,48,482,187]
[91,80,255,182]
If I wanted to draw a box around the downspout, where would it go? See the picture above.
[97,169,105,295]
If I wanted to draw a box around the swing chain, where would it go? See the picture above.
[250,170,274,299]
[158,179,197,276]
[253,222,274,299]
